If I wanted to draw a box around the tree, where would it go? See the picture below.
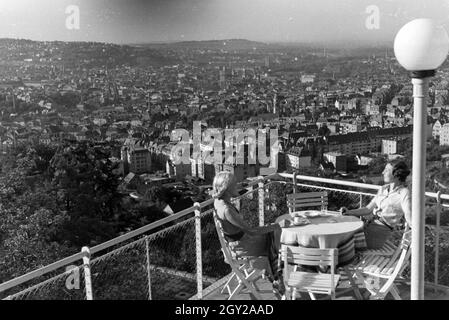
[0,154,74,283]
[367,155,387,175]
[0,138,152,287]
[264,182,293,223]
[142,185,166,204]
[427,143,449,161]
[49,140,124,246]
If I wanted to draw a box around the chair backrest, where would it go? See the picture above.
[213,210,237,265]
[281,245,337,268]
[212,210,264,300]
[396,227,412,274]
[287,191,328,214]
[400,224,411,245]
[377,228,412,296]
[281,245,338,293]
[384,226,411,268]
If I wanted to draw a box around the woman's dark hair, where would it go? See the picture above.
[388,159,411,182]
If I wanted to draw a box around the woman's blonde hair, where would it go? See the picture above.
[212,171,235,199]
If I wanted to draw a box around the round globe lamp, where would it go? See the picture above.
[394,19,449,300]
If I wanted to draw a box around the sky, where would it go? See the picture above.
[1,0,449,44]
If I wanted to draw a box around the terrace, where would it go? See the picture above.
[1,173,449,300]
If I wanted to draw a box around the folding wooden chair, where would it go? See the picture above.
[213,210,267,300]
[361,225,409,257]
[350,228,412,300]
[281,245,340,300]
[336,237,364,300]
[287,191,328,214]
[362,239,397,256]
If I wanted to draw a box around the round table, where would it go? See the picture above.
[276,212,364,265]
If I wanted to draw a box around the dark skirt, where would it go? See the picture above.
[364,221,393,249]
[228,231,281,279]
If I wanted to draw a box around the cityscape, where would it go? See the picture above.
[2,38,449,202]
[1,0,449,303]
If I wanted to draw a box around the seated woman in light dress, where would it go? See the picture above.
[212,171,284,293]
[340,159,412,249]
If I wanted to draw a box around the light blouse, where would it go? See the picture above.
[366,183,412,228]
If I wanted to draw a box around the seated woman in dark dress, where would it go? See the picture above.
[212,171,284,294]
[340,159,412,249]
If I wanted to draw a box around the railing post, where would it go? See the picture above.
[258,176,265,227]
[359,194,363,209]
[434,192,442,288]
[194,202,203,299]
[81,246,93,300]
[293,172,297,194]
[145,236,152,300]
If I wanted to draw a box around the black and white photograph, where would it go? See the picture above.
[1,0,449,306]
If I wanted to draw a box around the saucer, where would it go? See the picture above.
[296,210,322,218]
[292,217,311,226]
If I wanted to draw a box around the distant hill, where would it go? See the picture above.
[0,38,180,67]
[134,39,270,50]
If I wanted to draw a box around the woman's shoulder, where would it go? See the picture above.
[214,199,232,215]
[398,185,411,197]
[377,184,389,195]
[214,198,227,209]
[214,199,240,223]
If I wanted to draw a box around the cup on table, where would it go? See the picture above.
[279,219,291,228]
[293,216,301,225]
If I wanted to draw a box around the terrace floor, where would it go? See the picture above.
[196,273,449,300]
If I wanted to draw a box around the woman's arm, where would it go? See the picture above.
[345,207,373,217]
[401,190,412,226]
[342,187,384,217]
[223,206,278,235]
[343,197,377,217]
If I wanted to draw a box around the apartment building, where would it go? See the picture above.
[440,123,449,146]
[325,126,413,155]
[285,146,312,170]
[121,139,152,174]
[381,137,409,155]
[433,120,443,139]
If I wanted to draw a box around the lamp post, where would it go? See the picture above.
[394,19,449,300]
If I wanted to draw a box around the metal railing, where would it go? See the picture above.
[0,174,272,300]
[1,172,449,299]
